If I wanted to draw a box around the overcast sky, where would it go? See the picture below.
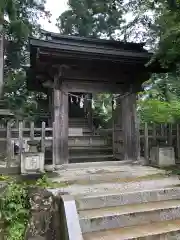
[39,0,68,33]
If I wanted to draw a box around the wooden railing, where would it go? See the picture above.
[0,121,54,168]
[1,121,180,169]
[0,121,113,168]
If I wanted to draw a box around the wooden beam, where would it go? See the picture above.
[63,80,126,93]
[42,79,129,93]
[53,68,69,166]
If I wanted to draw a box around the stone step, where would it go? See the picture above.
[69,118,88,123]
[79,199,180,233]
[69,128,92,136]
[83,219,180,240]
[69,123,89,127]
[76,187,180,210]
[69,154,114,163]
[69,146,113,156]
[58,160,131,170]
[68,178,179,198]
[50,175,180,196]
[69,121,89,127]
[54,166,166,184]
[68,135,110,147]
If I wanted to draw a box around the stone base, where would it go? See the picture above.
[21,152,45,175]
[150,146,175,167]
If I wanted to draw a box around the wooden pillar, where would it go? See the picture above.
[53,72,69,167]
[121,93,139,161]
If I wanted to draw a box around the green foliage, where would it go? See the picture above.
[35,174,69,188]
[138,69,180,123]
[0,174,68,240]
[1,0,49,69]
[138,99,173,123]
[0,0,50,121]
[3,69,49,121]
[57,0,124,38]
[93,93,113,128]
[0,182,30,240]
[123,0,180,66]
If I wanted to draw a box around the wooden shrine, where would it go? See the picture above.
[27,31,164,167]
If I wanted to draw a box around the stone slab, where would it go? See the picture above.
[57,160,132,170]
[83,219,180,240]
[79,200,180,233]
[76,187,180,210]
[69,128,83,136]
[53,164,166,183]
[48,176,180,196]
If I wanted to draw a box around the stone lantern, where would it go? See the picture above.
[21,140,45,175]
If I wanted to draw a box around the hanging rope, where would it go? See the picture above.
[55,85,134,110]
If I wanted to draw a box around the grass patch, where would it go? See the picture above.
[160,165,180,175]
[0,175,14,182]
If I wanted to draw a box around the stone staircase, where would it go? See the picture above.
[68,118,113,163]
[51,161,180,239]
[69,118,92,135]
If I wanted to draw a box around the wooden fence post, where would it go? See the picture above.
[19,121,23,162]
[30,122,34,140]
[160,124,164,137]
[41,122,46,154]
[6,121,11,168]
[144,122,149,164]
[153,123,156,145]
[52,122,55,166]
[177,124,180,161]
[168,123,173,146]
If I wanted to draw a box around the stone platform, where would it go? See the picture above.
[48,161,180,239]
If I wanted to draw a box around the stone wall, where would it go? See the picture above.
[25,187,62,240]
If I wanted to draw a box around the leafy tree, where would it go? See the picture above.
[123,0,180,66]
[1,0,49,69]
[57,0,124,39]
[121,0,180,123]
[0,1,49,120]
